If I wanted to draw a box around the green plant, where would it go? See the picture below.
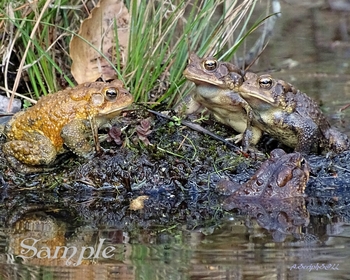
[0,0,262,107]
[0,0,79,101]
[123,0,258,107]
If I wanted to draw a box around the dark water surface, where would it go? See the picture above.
[1,212,349,279]
[2,1,350,279]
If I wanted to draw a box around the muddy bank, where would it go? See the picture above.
[1,107,350,234]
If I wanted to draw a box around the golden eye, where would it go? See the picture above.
[258,77,273,89]
[105,87,118,101]
[203,59,218,71]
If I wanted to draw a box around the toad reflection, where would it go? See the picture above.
[217,149,310,242]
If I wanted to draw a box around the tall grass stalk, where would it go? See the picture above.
[0,0,261,108]
[0,0,77,101]
[123,0,258,107]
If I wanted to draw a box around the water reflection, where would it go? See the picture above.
[223,197,309,243]
[0,194,349,279]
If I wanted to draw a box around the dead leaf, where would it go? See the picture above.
[130,196,149,211]
[70,0,130,83]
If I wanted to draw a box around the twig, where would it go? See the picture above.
[339,103,350,112]
[244,41,269,72]
[333,165,350,173]
[0,85,37,104]
[10,0,52,110]
[239,0,281,68]
[146,109,243,154]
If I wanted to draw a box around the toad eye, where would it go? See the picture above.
[258,77,273,89]
[203,59,218,71]
[105,87,118,101]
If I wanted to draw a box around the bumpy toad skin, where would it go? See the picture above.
[3,80,133,173]
[219,149,310,202]
[219,149,310,242]
[182,54,262,148]
[237,72,349,154]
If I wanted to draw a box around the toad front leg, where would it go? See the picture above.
[61,119,95,158]
[285,114,320,154]
[237,97,263,151]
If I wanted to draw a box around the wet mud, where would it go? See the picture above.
[0,107,350,243]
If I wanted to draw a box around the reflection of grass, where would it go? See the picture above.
[0,0,258,107]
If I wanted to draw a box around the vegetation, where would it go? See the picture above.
[0,0,260,107]
[0,0,77,102]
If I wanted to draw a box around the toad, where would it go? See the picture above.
[218,149,310,201]
[182,54,262,149]
[219,149,310,242]
[2,80,133,173]
[224,197,310,242]
[237,72,349,154]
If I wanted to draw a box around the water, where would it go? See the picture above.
[1,213,349,279]
[2,1,350,279]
